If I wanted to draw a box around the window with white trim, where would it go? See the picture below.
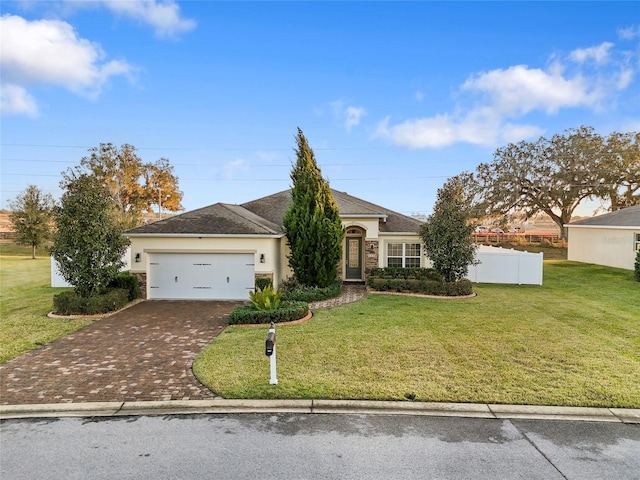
[387,243,421,267]
[635,233,640,251]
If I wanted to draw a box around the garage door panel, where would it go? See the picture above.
[148,253,254,300]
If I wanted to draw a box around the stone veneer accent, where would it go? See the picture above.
[365,240,379,277]
[131,272,147,299]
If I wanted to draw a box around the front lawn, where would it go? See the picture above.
[0,254,93,363]
[194,261,640,407]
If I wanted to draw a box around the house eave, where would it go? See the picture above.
[125,233,284,239]
[564,224,639,230]
[343,214,388,221]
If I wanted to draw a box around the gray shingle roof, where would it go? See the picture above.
[126,203,281,235]
[241,189,423,233]
[127,189,423,236]
[567,205,640,228]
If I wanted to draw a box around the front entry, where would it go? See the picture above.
[345,237,363,280]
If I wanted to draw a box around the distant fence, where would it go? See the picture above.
[472,232,562,244]
[466,245,543,285]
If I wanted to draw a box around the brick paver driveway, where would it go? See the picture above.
[0,300,243,405]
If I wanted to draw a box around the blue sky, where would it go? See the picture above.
[2,1,639,218]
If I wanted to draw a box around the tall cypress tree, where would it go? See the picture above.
[283,128,344,287]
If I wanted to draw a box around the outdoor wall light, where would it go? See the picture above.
[135,253,141,263]
[260,253,265,263]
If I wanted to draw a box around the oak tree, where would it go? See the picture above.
[597,132,640,210]
[471,127,604,239]
[63,143,183,229]
[8,185,55,259]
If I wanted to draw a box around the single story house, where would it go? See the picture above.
[565,205,640,271]
[126,189,425,300]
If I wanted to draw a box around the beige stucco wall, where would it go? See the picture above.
[567,227,638,271]
[128,235,284,285]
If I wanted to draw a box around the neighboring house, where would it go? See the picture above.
[565,205,640,271]
[126,189,424,300]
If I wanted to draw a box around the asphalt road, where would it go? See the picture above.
[2,413,639,479]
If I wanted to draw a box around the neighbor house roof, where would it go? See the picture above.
[127,189,423,236]
[566,205,640,229]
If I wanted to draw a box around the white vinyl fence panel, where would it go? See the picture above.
[51,247,132,287]
[466,245,543,285]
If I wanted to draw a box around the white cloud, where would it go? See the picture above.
[569,42,614,64]
[0,84,38,116]
[331,100,366,132]
[618,25,640,40]
[0,14,135,115]
[462,65,597,115]
[375,112,497,149]
[617,68,634,90]
[222,159,248,180]
[499,123,545,144]
[101,0,196,38]
[345,106,366,132]
[376,39,637,150]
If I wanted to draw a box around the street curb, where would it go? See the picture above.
[1,400,639,423]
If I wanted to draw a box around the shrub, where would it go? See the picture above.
[53,288,129,315]
[249,286,282,311]
[280,279,342,302]
[368,268,473,296]
[635,250,640,282]
[108,272,141,301]
[228,301,309,325]
[255,277,273,291]
[368,267,443,282]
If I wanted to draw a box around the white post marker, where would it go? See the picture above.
[265,321,278,385]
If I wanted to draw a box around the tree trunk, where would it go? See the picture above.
[31,244,36,259]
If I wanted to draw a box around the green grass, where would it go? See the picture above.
[0,253,93,363]
[194,261,640,407]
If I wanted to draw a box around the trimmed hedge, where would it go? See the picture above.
[255,277,273,291]
[108,272,141,301]
[228,301,309,325]
[53,288,129,315]
[280,279,342,303]
[369,267,443,281]
[635,249,640,282]
[368,268,473,296]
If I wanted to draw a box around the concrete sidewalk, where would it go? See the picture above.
[2,399,639,423]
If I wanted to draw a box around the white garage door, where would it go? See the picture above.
[148,253,254,300]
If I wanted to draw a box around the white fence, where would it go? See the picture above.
[51,247,132,287]
[466,245,543,285]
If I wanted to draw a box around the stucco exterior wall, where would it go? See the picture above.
[128,235,283,284]
[567,227,638,271]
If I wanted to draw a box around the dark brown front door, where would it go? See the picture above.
[345,237,362,280]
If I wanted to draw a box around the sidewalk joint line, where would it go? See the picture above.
[513,421,569,480]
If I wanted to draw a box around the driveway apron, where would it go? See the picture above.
[1,301,243,405]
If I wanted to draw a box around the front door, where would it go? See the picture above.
[345,237,363,280]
